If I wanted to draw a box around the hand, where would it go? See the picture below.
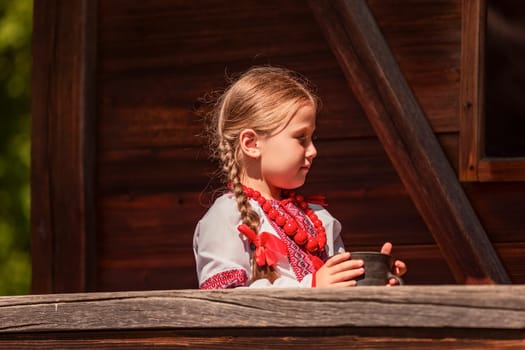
[380,242,407,286]
[315,252,364,288]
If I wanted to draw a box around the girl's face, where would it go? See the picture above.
[257,103,317,198]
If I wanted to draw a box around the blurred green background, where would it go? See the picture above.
[0,0,32,295]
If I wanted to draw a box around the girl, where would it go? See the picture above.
[194,66,406,288]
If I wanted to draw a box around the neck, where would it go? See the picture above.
[240,177,281,200]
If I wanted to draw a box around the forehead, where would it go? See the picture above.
[286,104,316,129]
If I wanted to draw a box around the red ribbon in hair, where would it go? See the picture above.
[237,224,288,267]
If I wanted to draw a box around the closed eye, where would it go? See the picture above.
[296,135,313,147]
[293,127,316,146]
[295,135,307,144]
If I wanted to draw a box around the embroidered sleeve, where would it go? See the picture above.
[200,269,248,289]
[193,194,252,289]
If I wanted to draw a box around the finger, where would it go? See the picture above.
[387,278,399,286]
[325,252,350,267]
[394,260,407,276]
[329,259,364,274]
[380,242,392,254]
[330,280,358,288]
[333,267,365,282]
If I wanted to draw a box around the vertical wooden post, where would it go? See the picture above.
[459,0,485,182]
[31,0,97,293]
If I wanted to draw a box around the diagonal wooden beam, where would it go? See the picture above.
[309,0,510,284]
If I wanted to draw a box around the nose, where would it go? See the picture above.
[306,141,317,160]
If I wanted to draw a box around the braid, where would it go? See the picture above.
[219,138,279,283]
[219,139,260,233]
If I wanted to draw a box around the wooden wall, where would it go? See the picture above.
[31,0,525,293]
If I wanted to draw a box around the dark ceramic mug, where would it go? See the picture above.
[350,251,404,286]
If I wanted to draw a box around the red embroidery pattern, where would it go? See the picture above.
[200,269,248,289]
[267,200,327,282]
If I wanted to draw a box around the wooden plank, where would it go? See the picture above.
[1,286,524,332]
[96,267,198,292]
[30,0,54,294]
[464,182,525,243]
[2,287,525,348]
[308,0,510,284]
[30,0,98,292]
[459,0,484,181]
[478,158,525,182]
[495,242,525,284]
[1,331,525,350]
[83,0,98,294]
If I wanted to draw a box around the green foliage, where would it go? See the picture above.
[0,0,32,295]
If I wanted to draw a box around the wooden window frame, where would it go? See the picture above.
[460,0,525,182]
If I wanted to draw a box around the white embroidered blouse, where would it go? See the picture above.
[193,192,345,288]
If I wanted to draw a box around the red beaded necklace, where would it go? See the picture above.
[243,186,327,254]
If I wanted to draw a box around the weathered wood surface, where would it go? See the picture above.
[1,286,524,332]
[1,287,525,349]
[308,0,510,284]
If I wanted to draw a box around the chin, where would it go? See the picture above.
[276,175,307,191]
[290,180,306,189]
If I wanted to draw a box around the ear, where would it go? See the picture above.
[239,129,261,159]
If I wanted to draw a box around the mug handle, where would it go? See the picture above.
[387,272,404,285]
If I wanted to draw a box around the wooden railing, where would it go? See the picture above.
[1,286,524,349]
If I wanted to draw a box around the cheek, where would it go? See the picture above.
[261,140,304,171]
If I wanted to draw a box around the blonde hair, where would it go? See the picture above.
[207,66,320,282]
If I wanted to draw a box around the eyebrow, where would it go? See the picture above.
[292,125,315,134]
